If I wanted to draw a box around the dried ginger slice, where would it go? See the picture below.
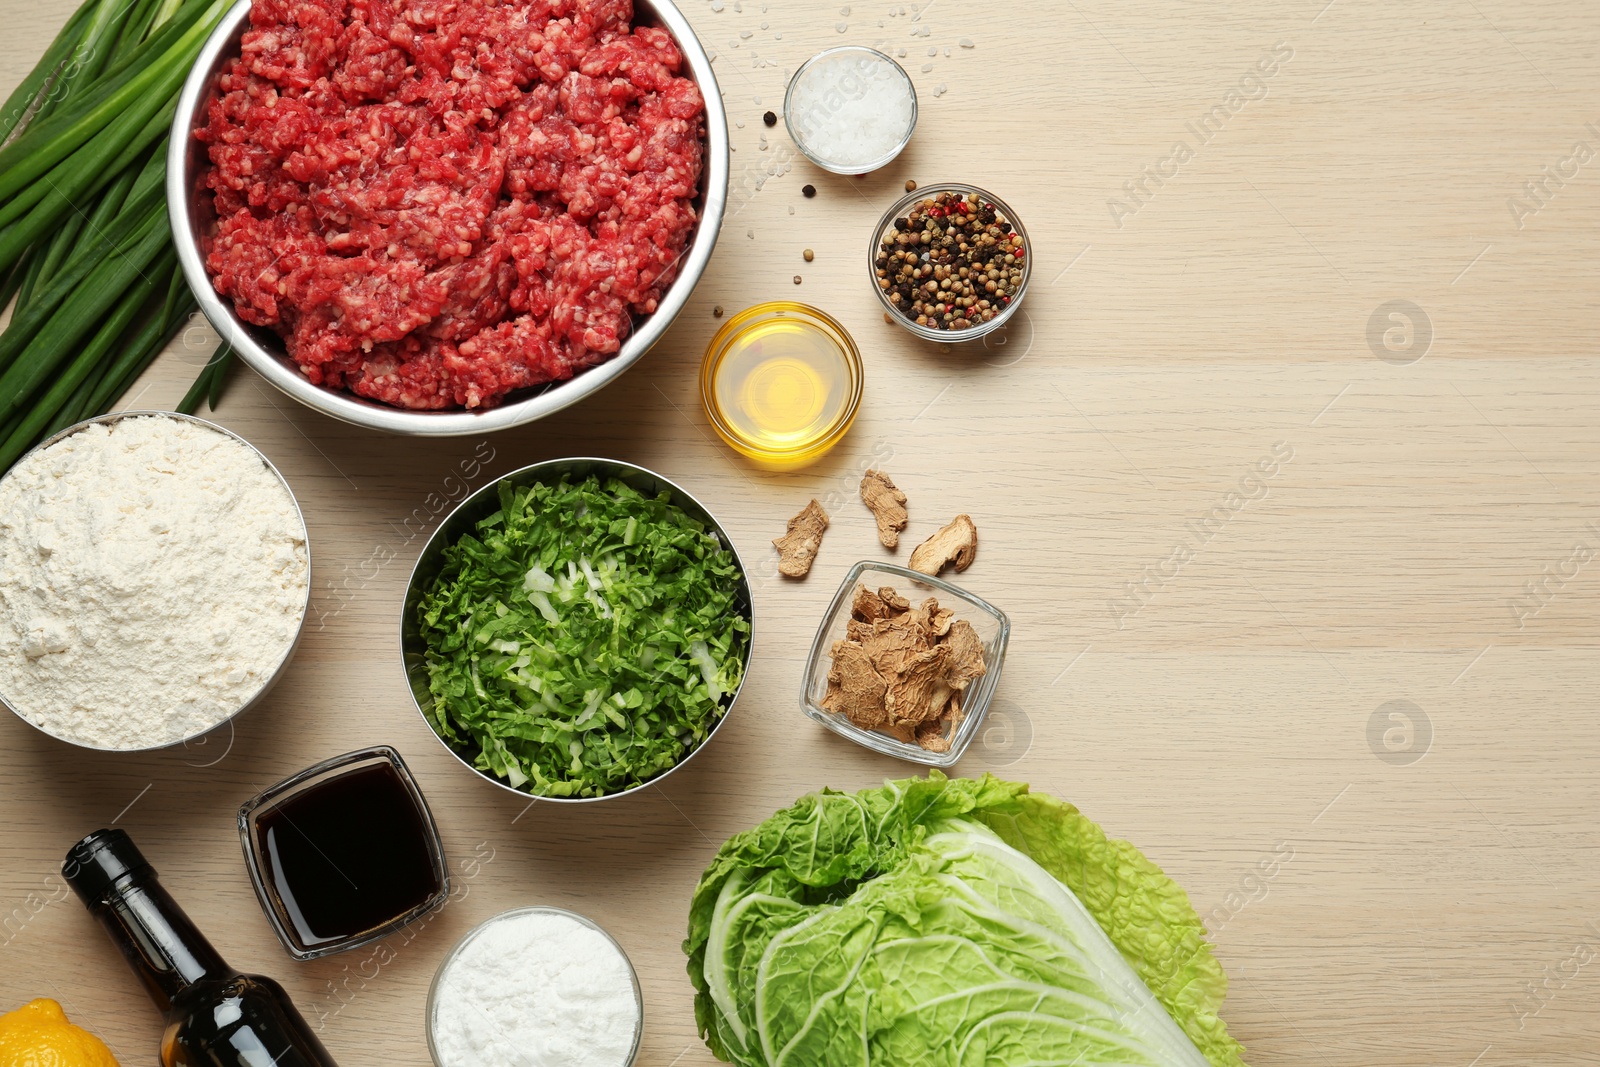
[823,640,890,728]
[852,584,908,623]
[943,619,988,691]
[909,514,978,576]
[773,499,828,578]
[883,645,956,725]
[821,585,989,753]
[916,716,953,754]
[860,469,909,549]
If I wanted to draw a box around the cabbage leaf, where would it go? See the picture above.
[685,774,1247,1067]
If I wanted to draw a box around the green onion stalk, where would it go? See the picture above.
[0,0,236,473]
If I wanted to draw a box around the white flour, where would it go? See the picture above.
[432,909,641,1067]
[0,416,308,749]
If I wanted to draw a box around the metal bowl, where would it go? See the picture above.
[167,0,729,436]
[0,411,310,752]
[400,457,754,802]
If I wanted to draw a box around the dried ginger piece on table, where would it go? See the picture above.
[909,514,978,576]
[860,469,909,549]
[773,499,829,577]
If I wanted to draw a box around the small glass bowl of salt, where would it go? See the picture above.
[784,46,917,174]
[427,906,643,1067]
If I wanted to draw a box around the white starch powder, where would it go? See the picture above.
[786,47,916,171]
[0,416,308,749]
[431,909,641,1067]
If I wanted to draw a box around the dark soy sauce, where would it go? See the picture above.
[256,761,441,949]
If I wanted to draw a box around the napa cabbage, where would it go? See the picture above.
[685,774,1248,1067]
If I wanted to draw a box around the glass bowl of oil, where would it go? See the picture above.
[700,302,863,469]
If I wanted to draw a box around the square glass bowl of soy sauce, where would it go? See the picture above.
[238,746,449,961]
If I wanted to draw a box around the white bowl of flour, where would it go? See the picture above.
[0,412,310,751]
[428,906,643,1067]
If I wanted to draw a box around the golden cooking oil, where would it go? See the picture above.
[701,302,862,469]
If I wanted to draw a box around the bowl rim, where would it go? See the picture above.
[783,45,918,175]
[236,744,451,961]
[868,181,1032,344]
[425,905,644,1067]
[399,457,755,803]
[698,300,864,464]
[167,0,729,437]
[800,559,1011,768]
[0,410,311,753]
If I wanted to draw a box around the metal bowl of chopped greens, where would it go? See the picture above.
[401,458,753,802]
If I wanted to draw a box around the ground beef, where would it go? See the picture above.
[199,0,705,410]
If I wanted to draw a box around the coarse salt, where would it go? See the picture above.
[431,909,641,1067]
[786,47,916,172]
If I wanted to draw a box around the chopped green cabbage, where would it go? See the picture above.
[685,774,1248,1066]
[415,475,749,798]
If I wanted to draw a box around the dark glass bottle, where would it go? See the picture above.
[63,829,340,1067]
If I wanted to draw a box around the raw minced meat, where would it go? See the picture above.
[199,0,705,410]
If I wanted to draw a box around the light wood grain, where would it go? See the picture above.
[3,0,1599,1063]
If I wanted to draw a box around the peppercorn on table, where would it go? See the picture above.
[3,1,1599,1065]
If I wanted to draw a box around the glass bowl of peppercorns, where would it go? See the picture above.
[870,183,1030,342]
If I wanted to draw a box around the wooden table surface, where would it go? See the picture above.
[3,0,1599,1063]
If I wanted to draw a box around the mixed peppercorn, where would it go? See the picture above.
[876,190,1025,332]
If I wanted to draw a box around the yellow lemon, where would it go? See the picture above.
[0,999,119,1067]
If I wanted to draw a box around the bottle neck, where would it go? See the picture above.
[90,872,235,1013]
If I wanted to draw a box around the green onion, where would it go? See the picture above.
[0,1,97,147]
[0,0,225,200]
[0,247,174,470]
[0,0,232,473]
[83,280,197,416]
[12,246,47,313]
[176,340,234,416]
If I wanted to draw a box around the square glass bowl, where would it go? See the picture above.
[801,561,1010,767]
[237,746,450,960]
